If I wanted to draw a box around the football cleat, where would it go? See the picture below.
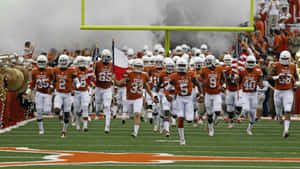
[94,116,99,120]
[208,130,214,137]
[247,129,253,135]
[193,123,198,127]
[180,139,186,146]
[283,131,289,138]
[228,124,234,129]
[104,127,110,134]
[122,120,126,125]
[198,119,203,125]
[39,130,44,135]
[131,132,137,138]
[76,125,80,131]
[61,132,66,138]
[166,131,170,137]
[83,128,88,132]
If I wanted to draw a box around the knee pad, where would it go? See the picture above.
[164,110,170,117]
[187,120,192,123]
[235,106,242,114]
[64,112,70,123]
[37,119,43,122]
[147,105,152,109]
[172,114,177,119]
[208,114,213,124]
[228,112,234,119]
[215,111,221,116]
[153,112,159,116]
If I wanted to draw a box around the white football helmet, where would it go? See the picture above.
[36,55,48,68]
[101,49,112,63]
[181,44,190,53]
[175,46,184,56]
[77,56,86,68]
[176,58,188,73]
[246,55,256,69]
[127,48,135,58]
[194,49,201,57]
[142,55,151,66]
[58,54,69,68]
[205,55,215,68]
[164,58,175,74]
[153,44,163,55]
[194,57,205,70]
[200,44,208,54]
[158,48,165,56]
[142,45,149,54]
[133,59,144,73]
[279,50,291,66]
[224,54,232,66]
[154,55,164,68]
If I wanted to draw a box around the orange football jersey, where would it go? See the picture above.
[124,71,149,100]
[30,67,53,94]
[224,68,239,92]
[75,67,90,91]
[169,71,196,96]
[53,67,76,93]
[200,66,223,94]
[273,62,296,90]
[150,68,163,88]
[159,70,176,95]
[95,62,113,89]
[240,67,263,93]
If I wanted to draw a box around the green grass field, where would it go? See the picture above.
[0,118,300,169]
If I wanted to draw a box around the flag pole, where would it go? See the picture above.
[112,38,116,104]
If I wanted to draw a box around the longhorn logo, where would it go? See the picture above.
[0,147,299,167]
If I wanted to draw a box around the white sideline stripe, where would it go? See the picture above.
[0,118,36,134]
[81,164,300,168]
[155,140,180,143]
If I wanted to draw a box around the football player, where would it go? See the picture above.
[200,55,225,136]
[239,55,263,135]
[29,55,53,134]
[169,58,201,145]
[157,58,176,136]
[74,56,95,132]
[53,55,80,138]
[269,51,298,138]
[94,49,113,133]
[114,59,154,137]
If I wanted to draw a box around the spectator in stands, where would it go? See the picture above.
[288,0,300,23]
[272,28,283,58]
[258,0,269,22]
[23,41,35,59]
[279,3,293,26]
[255,15,266,37]
[267,0,280,36]
[288,30,300,59]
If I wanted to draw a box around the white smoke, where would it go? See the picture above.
[0,0,252,55]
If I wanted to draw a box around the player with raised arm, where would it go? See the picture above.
[114,59,154,137]
[53,55,80,138]
[269,51,298,138]
[29,55,53,135]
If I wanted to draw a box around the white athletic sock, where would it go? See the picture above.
[208,123,213,131]
[154,115,159,129]
[76,115,81,127]
[83,120,88,128]
[177,128,184,140]
[63,123,68,132]
[38,121,43,131]
[248,123,253,130]
[105,109,111,129]
[159,118,164,131]
[284,120,290,133]
[147,110,153,119]
[164,121,170,132]
[134,125,140,135]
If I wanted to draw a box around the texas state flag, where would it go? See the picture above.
[113,48,128,80]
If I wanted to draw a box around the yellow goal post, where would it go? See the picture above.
[80,0,255,57]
